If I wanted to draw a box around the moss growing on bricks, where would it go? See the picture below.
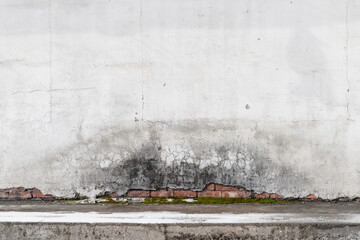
[58,197,292,204]
[144,197,290,204]
[102,196,120,204]
[144,197,187,204]
[58,199,80,203]
[97,196,130,204]
[195,197,281,204]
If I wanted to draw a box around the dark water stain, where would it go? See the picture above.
[93,141,305,196]
[42,121,311,197]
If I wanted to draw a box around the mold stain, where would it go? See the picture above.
[42,121,311,198]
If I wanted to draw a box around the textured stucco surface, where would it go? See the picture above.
[0,0,360,199]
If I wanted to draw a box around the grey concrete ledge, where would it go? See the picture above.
[0,222,359,240]
[0,203,359,239]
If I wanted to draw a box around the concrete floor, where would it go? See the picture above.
[0,201,359,239]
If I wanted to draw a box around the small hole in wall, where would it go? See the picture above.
[245,104,250,109]
[135,112,139,122]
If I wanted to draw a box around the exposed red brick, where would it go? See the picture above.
[8,190,32,200]
[204,184,215,191]
[254,192,271,199]
[270,193,284,199]
[244,191,252,198]
[127,190,150,198]
[215,184,238,191]
[151,190,173,197]
[0,187,53,200]
[306,194,317,199]
[107,192,118,198]
[198,191,221,198]
[43,194,55,199]
[173,190,197,198]
[221,191,251,198]
[31,188,45,198]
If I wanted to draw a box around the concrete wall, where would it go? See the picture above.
[0,0,359,199]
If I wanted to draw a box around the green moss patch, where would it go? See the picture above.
[60,197,292,204]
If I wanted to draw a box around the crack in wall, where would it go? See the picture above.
[10,88,96,96]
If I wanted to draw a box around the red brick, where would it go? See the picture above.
[270,193,284,199]
[215,184,238,191]
[173,190,197,198]
[244,191,252,198]
[8,191,32,200]
[43,194,55,199]
[306,194,317,199]
[127,190,150,198]
[107,192,118,198]
[31,188,45,198]
[222,191,251,198]
[198,191,221,198]
[254,192,271,199]
[151,190,173,197]
[0,187,55,200]
[204,184,215,191]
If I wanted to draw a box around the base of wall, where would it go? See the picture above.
[2,184,359,202]
[1,222,359,240]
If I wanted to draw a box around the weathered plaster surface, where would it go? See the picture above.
[0,0,359,199]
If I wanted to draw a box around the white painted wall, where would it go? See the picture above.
[0,0,359,198]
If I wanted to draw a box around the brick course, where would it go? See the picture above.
[198,191,221,198]
[270,193,284,199]
[215,184,238,191]
[151,190,173,197]
[306,194,317,199]
[254,192,271,199]
[221,191,251,198]
[0,184,327,201]
[127,190,150,198]
[0,187,54,201]
[120,184,286,200]
[204,184,216,191]
[173,190,197,198]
